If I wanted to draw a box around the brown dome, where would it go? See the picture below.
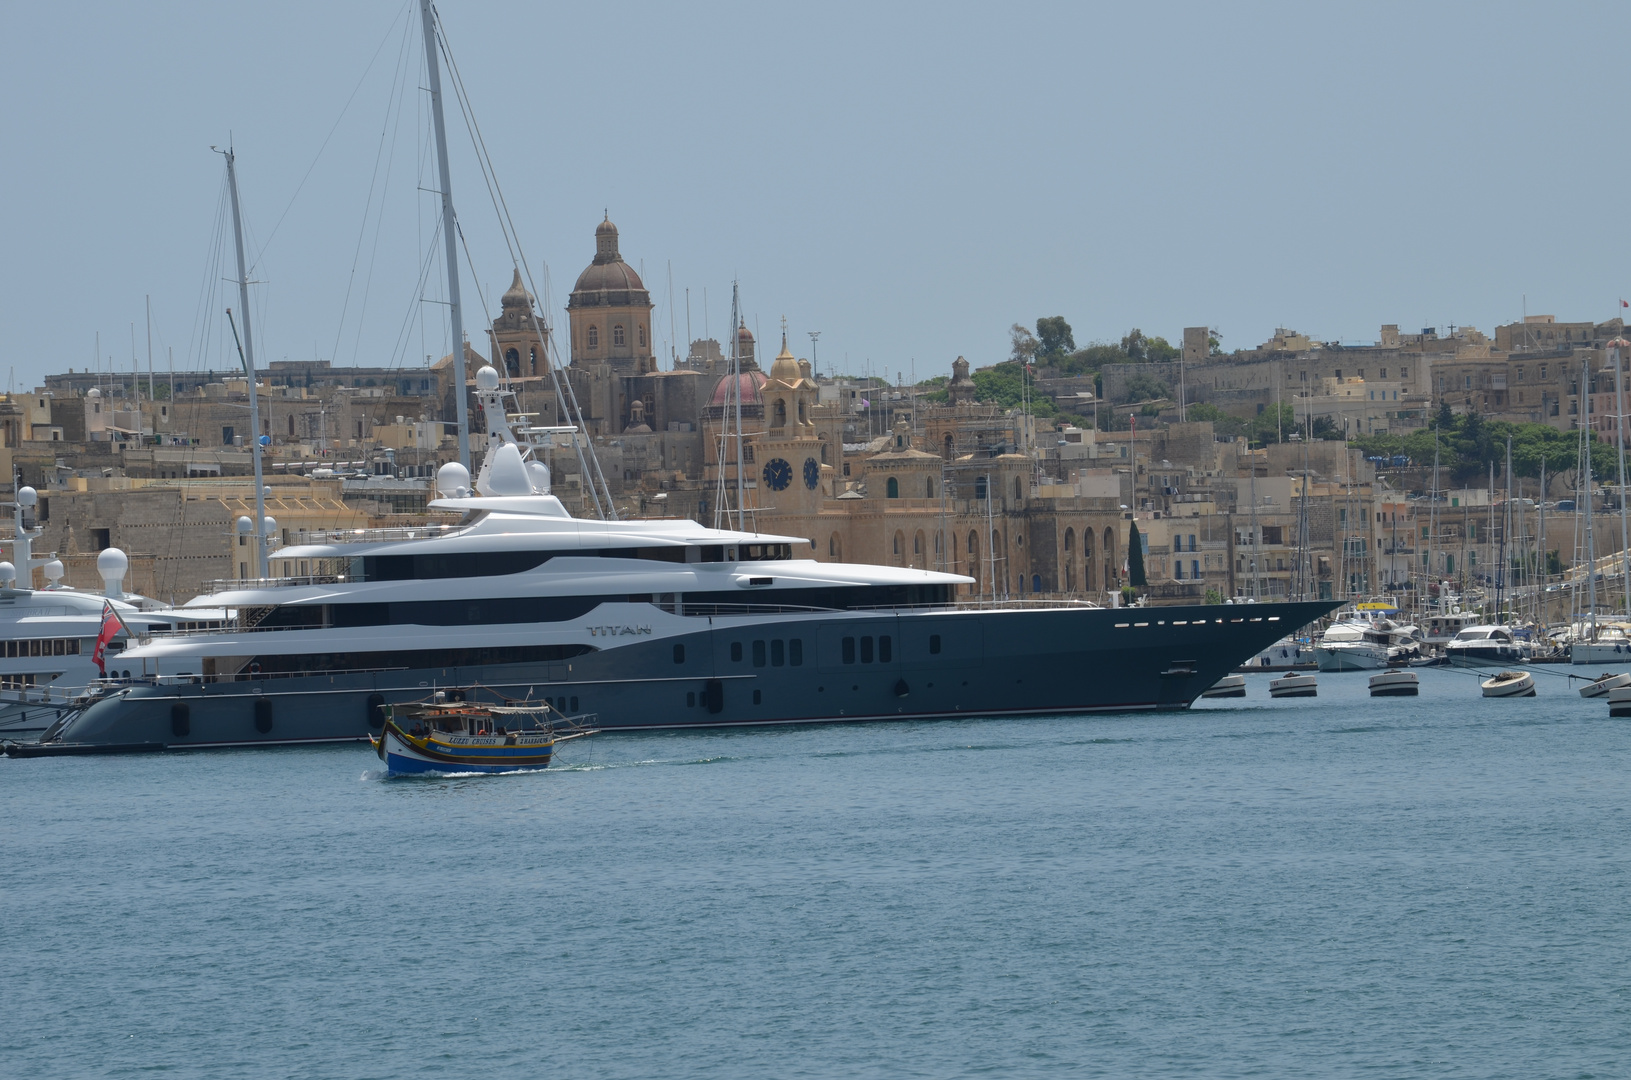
[569,216,649,307]
[709,370,767,408]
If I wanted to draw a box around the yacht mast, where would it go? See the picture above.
[419,0,471,474]
[1582,358,1597,636]
[730,284,745,531]
[222,147,267,580]
[1614,336,1630,614]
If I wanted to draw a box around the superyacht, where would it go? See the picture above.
[31,371,1335,750]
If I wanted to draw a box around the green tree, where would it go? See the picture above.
[1009,323,1038,366]
[1127,520,1147,587]
[1204,586,1224,604]
[1118,370,1170,404]
[1436,399,1454,429]
[1035,316,1075,362]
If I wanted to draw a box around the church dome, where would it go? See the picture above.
[570,215,649,301]
[709,370,767,408]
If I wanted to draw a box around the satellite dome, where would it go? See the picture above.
[476,365,502,391]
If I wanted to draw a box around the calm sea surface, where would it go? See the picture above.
[5,668,1630,1079]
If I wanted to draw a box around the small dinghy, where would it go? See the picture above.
[1269,673,1317,698]
[1481,670,1536,698]
[1369,670,1419,697]
[1579,672,1631,699]
[1607,686,1631,717]
[1201,673,1246,698]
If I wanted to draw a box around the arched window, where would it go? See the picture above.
[1064,528,1074,553]
[943,433,954,460]
[926,477,935,499]
[639,325,647,347]
[820,443,829,464]
[587,326,599,349]
[773,399,787,427]
[886,477,899,499]
[975,476,987,499]
[798,401,807,424]
[892,531,904,560]
[505,348,521,377]
[1014,476,1023,501]
[913,532,924,564]
[1032,574,1042,594]
[968,532,980,587]
[830,533,842,559]
[613,325,626,346]
[934,532,943,555]
[529,346,537,370]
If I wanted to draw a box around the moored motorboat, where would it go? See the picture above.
[1578,672,1631,699]
[1269,673,1317,698]
[1445,626,1526,668]
[1201,673,1246,698]
[1239,636,1314,671]
[1369,670,1419,697]
[1481,670,1536,698]
[371,691,595,775]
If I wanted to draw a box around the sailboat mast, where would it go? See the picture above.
[419,0,471,473]
[1614,337,1630,615]
[1582,357,1597,635]
[223,147,267,581]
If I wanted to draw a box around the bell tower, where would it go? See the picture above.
[755,324,823,516]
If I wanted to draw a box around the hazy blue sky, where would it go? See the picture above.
[2,1,1627,391]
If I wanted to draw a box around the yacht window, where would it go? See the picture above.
[789,639,803,666]
[929,634,942,655]
[687,692,696,707]
[356,550,552,582]
[771,640,785,667]
[731,642,743,662]
[673,644,685,665]
[879,636,892,663]
[861,637,874,664]
[752,641,766,667]
[842,637,855,664]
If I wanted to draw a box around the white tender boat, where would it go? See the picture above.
[1240,636,1313,671]
[1481,670,1536,698]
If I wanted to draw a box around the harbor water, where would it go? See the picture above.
[5,667,1630,1078]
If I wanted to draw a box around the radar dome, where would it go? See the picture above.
[0,561,15,585]
[96,547,129,577]
[476,365,502,391]
[86,388,101,400]
[43,559,64,584]
[436,462,471,498]
[17,486,37,507]
[236,515,254,534]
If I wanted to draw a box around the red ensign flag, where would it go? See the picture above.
[92,600,125,675]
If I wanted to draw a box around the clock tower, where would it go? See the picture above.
[755,328,823,518]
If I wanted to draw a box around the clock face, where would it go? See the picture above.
[763,458,793,491]
[803,457,820,490]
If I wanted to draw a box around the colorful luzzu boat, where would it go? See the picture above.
[371,692,595,775]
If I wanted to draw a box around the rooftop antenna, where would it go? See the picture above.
[419,0,471,473]
[807,330,821,377]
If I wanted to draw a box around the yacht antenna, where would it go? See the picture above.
[220,146,267,580]
[419,0,471,474]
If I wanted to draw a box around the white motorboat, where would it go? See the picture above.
[1567,623,1631,666]
[1201,673,1246,698]
[1444,625,1526,668]
[1269,673,1317,698]
[1481,670,1536,697]
[1240,636,1313,671]
[1314,620,1402,671]
[1369,670,1419,697]
[1578,672,1631,699]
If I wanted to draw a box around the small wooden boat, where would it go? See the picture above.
[370,691,595,775]
[1268,673,1317,698]
[1578,672,1631,699]
[1369,670,1419,697]
[1481,670,1536,698]
[1607,686,1631,717]
[1201,673,1246,698]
